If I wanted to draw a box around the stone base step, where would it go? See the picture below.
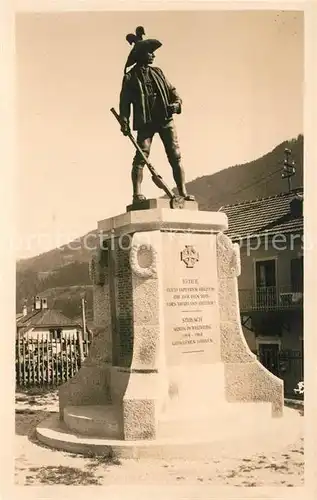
[157,401,273,439]
[64,405,121,439]
[36,407,302,459]
[62,401,278,442]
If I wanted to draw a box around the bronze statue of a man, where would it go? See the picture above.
[119,27,195,203]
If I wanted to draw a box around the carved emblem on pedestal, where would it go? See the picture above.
[180,245,199,268]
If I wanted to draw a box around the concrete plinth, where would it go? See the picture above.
[36,406,301,459]
[37,201,284,456]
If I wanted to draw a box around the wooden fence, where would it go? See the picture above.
[16,332,91,388]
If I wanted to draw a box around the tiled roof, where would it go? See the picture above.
[73,316,95,332]
[17,309,42,326]
[219,188,303,240]
[17,309,80,329]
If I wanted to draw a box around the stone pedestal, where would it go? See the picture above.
[56,201,284,447]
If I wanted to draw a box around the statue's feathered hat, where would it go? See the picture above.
[124,26,162,73]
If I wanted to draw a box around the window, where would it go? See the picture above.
[49,328,62,340]
[255,259,277,307]
[255,260,276,288]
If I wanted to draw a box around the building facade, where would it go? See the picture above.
[16,296,82,340]
[220,189,303,397]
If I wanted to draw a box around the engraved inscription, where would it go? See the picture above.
[165,277,217,355]
[163,232,220,365]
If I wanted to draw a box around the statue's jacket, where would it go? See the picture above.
[119,66,182,131]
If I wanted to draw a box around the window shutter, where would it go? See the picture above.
[291,257,303,292]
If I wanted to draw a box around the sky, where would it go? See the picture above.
[15,10,303,259]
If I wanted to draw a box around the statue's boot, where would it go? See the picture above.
[132,165,146,202]
[172,161,195,201]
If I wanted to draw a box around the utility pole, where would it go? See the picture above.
[81,296,87,338]
[282,148,296,193]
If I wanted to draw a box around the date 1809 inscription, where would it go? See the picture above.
[165,278,217,352]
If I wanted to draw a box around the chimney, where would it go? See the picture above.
[290,194,303,217]
[34,296,41,310]
[41,298,48,309]
[22,305,28,317]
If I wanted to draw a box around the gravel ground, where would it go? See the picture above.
[15,389,304,487]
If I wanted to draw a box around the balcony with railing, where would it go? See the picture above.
[239,285,303,313]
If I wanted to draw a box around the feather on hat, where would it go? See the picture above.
[124,26,162,73]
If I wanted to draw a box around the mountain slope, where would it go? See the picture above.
[185,135,303,211]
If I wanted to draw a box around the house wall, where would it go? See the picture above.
[237,234,303,291]
[235,233,303,357]
[19,327,79,339]
[243,312,303,352]
[280,312,303,351]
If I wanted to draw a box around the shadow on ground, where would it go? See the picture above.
[15,398,122,486]
[24,465,104,486]
[15,410,55,437]
[15,408,64,456]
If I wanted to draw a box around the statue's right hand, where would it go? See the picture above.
[120,120,130,136]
